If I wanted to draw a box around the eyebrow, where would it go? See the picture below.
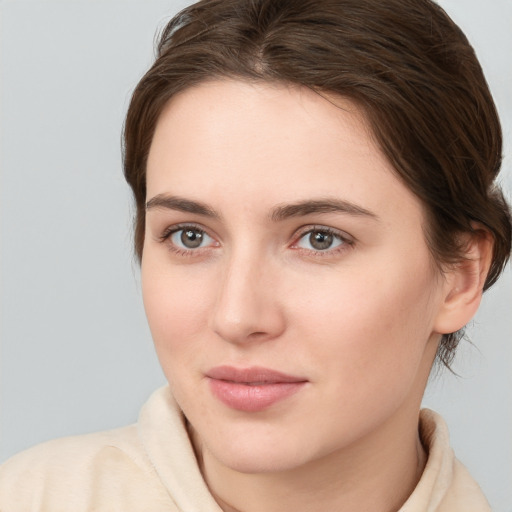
[270,198,379,222]
[145,194,378,222]
[146,194,220,218]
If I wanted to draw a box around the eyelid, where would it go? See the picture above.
[290,225,354,253]
[159,222,210,240]
[158,222,220,255]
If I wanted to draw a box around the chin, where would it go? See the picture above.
[198,418,335,476]
[208,440,313,475]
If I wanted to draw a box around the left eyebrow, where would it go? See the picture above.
[270,198,379,222]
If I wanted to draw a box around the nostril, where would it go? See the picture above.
[247,331,269,340]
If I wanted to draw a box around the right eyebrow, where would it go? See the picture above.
[145,194,220,219]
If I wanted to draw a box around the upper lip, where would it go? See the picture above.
[206,365,307,384]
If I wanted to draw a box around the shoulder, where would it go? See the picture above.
[0,425,176,511]
[439,459,492,512]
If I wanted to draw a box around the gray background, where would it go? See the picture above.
[1,1,511,510]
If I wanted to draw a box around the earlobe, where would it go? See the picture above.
[433,226,494,335]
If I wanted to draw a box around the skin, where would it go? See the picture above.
[141,80,489,512]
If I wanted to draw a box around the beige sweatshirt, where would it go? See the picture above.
[0,387,491,512]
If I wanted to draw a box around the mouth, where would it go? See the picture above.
[206,365,308,412]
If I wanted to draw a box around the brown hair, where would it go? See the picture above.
[123,0,511,368]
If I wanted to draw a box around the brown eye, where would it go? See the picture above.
[296,228,345,252]
[181,229,203,248]
[310,231,334,250]
[170,227,213,250]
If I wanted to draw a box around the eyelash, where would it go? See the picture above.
[158,224,354,258]
[158,223,217,257]
[291,225,354,258]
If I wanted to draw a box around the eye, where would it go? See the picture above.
[168,226,215,250]
[295,227,347,252]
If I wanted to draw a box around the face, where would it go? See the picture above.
[142,80,446,475]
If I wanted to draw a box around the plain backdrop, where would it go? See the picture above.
[1,1,511,510]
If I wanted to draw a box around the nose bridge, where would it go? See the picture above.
[211,243,284,344]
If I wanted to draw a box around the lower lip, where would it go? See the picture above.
[208,379,306,412]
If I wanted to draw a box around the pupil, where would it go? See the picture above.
[181,229,203,248]
[310,231,333,250]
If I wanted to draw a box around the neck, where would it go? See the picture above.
[195,404,427,512]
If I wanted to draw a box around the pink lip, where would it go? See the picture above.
[206,366,308,412]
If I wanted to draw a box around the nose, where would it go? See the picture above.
[210,249,286,345]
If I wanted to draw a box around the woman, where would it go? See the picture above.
[1,0,510,510]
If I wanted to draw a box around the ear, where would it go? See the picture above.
[433,225,494,335]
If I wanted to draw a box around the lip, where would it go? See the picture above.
[206,365,308,412]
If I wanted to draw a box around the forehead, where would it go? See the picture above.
[146,79,423,226]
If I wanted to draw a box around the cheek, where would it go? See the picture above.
[293,258,440,389]
[142,275,212,406]
[141,260,213,366]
